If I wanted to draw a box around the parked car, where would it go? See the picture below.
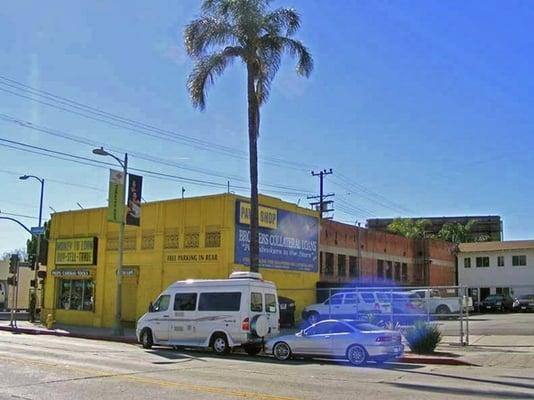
[136,271,279,356]
[374,291,425,323]
[278,296,296,327]
[514,294,534,312]
[410,289,473,316]
[301,292,392,324]
[480,294,515,312]
[265,319,404,366]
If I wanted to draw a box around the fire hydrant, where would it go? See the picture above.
[46,314,55,329]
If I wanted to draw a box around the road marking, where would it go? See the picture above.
[0,354,299,400]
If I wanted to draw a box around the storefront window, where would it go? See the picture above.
[57,279,95,311]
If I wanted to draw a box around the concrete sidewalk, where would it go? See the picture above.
[0,320,137,344]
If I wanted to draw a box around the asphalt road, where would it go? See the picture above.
[1,331,534,400]
[437,312,534,337]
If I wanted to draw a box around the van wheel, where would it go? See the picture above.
[243,344,262,356]
[141,329,153,349]
[211,333,230,355]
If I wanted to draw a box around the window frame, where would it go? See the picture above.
[497,256,504,267]
[57,279,95,312]
[153,294,171,312]
[512,255,527,266]
[198,292,242,312]
[250,292,263,312]
[475,256,490,268]
[464,257,471,268]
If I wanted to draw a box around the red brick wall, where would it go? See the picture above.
[319,220,455,286]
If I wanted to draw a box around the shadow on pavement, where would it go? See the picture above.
[387,367,534,391]
[145,346,424,369]
[387,382,534,399]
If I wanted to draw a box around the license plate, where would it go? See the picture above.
[394,346,401,353]
[280,304,287,310]
[486,306,491,309]
[522,307,527,310]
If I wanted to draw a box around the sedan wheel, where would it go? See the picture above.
[273,342,292,361]
[347,345,368,366]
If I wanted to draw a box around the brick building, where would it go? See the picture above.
[319,220,456,287]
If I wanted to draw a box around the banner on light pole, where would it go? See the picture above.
[126,174,142,226]
[107,169,125,224]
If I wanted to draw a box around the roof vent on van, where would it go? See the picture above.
[229,271,263,280]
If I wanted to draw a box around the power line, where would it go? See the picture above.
[0,211,38,220]
[0,137,311,198]
[0,75,318,171]
[0,113,313,194]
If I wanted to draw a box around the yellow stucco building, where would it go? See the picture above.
[43,193,320,328]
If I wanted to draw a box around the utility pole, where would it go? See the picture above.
[308,169,334,219]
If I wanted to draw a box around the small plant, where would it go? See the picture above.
[404,321,442,354]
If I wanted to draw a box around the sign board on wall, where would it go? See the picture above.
[51,269,94,278]
[55,237,98,265]
[234,201,319,272]
[108,169,125,224]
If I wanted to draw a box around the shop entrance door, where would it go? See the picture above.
[121,267,138,325]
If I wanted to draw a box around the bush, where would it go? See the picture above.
[404,322,442,354]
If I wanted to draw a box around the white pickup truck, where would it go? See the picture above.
[411,289,473,315]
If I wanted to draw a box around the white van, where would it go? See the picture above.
[136,272,279,355]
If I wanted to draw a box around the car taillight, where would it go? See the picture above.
[242,317,250,331]
[376,336,393,343]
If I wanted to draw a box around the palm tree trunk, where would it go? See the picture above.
[247,64,260,273]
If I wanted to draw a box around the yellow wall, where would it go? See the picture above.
[43,193,320,328]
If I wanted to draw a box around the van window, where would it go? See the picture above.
[265,293,277,313]
[153,295,170,312]
[251,292,263,312]
[325,294,343,305]
[198,292,241,311]
[174,293,197,311]
[360,293,375,303]
[344,293,359,304]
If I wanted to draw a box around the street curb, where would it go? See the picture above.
[398,355,478,366]
[0,325,138,345]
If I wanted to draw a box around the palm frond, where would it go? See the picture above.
[265,7,300,36]
[278,37,313,77]
[187,46,244,110]
[184,17,237,58]
[255,47,282,105]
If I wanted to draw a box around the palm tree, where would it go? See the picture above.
[184,0,313,272]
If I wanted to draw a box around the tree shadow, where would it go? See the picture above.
[387,367,534,391]
[387,382,534,399]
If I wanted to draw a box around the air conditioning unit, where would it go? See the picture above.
[229,271,263,280]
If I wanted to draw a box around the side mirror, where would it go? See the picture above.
[148,302,154,313]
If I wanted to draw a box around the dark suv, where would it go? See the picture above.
[481,294,515,312]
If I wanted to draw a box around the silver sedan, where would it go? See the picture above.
[265,320,404,366]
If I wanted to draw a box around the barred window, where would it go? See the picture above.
[184,233,200,248]
[205,231,221,248]
[57,279,94,311]
[164,229,179,249]
[124,235,137,250]
[106,235,118,251]
[141,233,155,250]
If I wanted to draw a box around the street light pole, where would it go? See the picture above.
[19,174,45,322]
[93,147,127,336]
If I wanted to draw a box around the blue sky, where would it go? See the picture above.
[1,0,533,254]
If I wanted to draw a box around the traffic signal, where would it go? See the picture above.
[37,270,47,279]
[7,276,17,286]
[28,254,37,270]
[8,254,19,274]
[30,279,37,288]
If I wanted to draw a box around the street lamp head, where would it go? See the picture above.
[19,175,30,180]
[92,147,109,156]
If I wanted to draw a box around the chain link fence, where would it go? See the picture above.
[277,285,472,345]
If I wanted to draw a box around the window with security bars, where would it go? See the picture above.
[325,252,334,275]
[337,254,346,277]
[141,234,155,249]
[205,231,221,248]
[184,233,200,248]
[124,235,137,250]
[164,230,179,249]
[106,236,118,251]
[512,255,527,266]
[349,256,358,277]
